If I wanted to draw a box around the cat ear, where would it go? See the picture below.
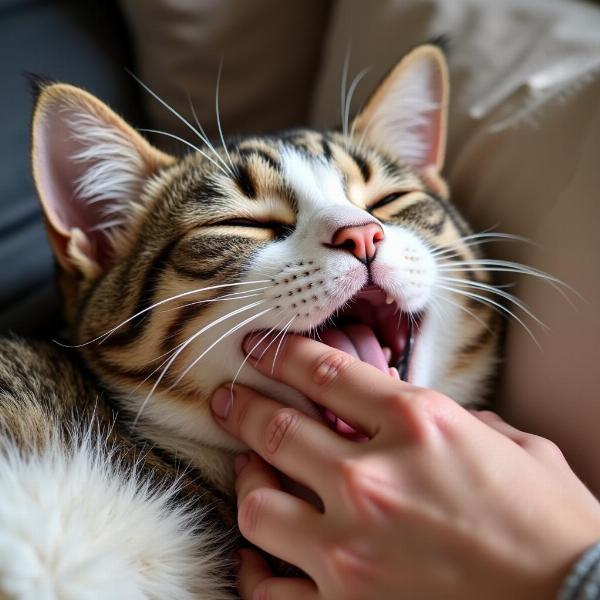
[32,83,175,278]
[352,44,448,173]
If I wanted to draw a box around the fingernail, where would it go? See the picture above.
[234,452,249,475]
[211,386,233,419]
[243,333,276,359]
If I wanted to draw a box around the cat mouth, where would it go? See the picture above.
[308,285,420,439]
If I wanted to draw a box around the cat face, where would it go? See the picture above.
[31,45,498,450]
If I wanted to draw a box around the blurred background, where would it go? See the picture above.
[1,0,599,491]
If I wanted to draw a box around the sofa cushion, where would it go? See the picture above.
[0,0,138,335]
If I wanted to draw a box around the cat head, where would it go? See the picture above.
[31,45,498,451]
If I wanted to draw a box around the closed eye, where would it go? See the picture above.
[212,218,295,240]
[215,218,270,228]
[369,193,406,211]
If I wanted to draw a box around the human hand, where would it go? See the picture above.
[211,334,600,600]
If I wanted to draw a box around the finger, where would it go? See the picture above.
[238,486,321,573]
[212,384,352,495]
[243,333,416,436]
[235,451,281,504]
[238,549,318,600]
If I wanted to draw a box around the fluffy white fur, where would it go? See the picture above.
[0,431,234,600]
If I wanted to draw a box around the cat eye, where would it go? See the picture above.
[216,218,266,228]
[369,193,406,211]
[213,218,295,240]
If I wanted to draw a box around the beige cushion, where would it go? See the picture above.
[119,0,330,148]
[312,0,600,493]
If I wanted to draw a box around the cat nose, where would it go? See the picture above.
[330,223,384,264]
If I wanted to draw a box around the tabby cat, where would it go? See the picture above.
[0,45,504,598]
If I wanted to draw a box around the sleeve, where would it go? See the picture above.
[558,542,600,600]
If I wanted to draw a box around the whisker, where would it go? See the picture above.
[130,299,267,429]
[344,67,371,148]
[127,70,234,176]
[229,313,290,395]
[160,292,265,313]
[271,315,297,375]
[138,128,229,177]
[340,44,351,143]
[215,57,235,174]
[172,306,273,387]
[437,276,546,329]
[436,258,578,306]
[187,91,231,175]
[54,279,272,348]
[162,285,273,313]
[431,291,496,332]
[434,284,542,348]
[430,231,532,257]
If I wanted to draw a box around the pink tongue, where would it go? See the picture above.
[320,324,389,373]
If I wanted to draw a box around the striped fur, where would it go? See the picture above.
[0,45,501,597]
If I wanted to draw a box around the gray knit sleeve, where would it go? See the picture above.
[558,542,600,600]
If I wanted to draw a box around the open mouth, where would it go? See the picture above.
[309,285,420,439]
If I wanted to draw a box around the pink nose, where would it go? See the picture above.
[330,223,384,264]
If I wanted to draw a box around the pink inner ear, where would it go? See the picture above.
[35,98,123,268]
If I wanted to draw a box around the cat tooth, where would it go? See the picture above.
[382,347,392,362]
[385,295,395,304]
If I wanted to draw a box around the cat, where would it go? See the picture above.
[0,44,504,598]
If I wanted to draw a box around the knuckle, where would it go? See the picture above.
[476,409,502,422]
[312,350,357,387]
[339,458,379,513]
[397,388,454,441]
[264,408,300,455]
[522,434,564,459]
[238,489,265,539]
[325,543,376,598]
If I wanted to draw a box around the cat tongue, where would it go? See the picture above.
[320,324,389,373]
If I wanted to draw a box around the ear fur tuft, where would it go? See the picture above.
[31,84,174,277]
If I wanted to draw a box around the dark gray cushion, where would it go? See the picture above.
[0,0,139,335]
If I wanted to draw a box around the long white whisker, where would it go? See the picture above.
[128,70,234,176]
[434,284,542,348]
[430,232,532,257]
[54,279,271,349]
[160,291,265,313]
[163,285,273,312]
[229,314,290,395]
[138,128,229,177]
[344,67,371,146]
[186,92,236,179]
[340,45,351,143]
[432,291,501,332]
[130,299,267,430]
[437,258,578,305]
[172,306,273,387]
[437,276,546,329]
[215,57,235,174]
[271,315,297,375]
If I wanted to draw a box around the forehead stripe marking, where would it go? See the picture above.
[234,163,256,198]
[237,148,281,172]
[349,150,371,182]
